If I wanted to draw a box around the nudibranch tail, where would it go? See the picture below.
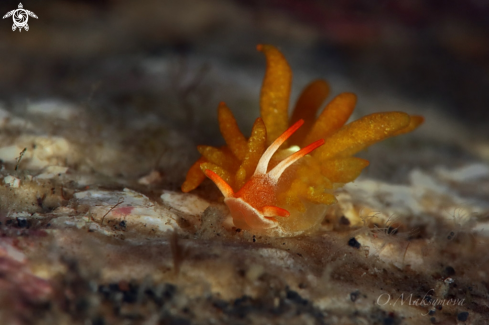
[254,119,304,176]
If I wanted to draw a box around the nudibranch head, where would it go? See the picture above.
[203,119,324,230]
[182,44,424,235]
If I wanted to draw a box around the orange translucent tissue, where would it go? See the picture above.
[182,45,423,235]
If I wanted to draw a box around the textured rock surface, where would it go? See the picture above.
[1,98,488,324]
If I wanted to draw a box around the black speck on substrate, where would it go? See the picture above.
[457,311,469,321]
[348,237,361,249]
[17,218,29,228]
[99,282,176,306]
[119,220,126,230]
[210,290,326,324]
[122,284,138,303]
[286,289,308,306]
[350,290,360,302]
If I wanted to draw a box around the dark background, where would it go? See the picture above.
[0,0,488,137]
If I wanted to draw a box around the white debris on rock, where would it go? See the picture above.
[256,248,299,269]
[8,211,32,219]
[74,188,183,235]
[0,145,23,164]
[3,175,20,188]
[355,233,425,270]
[342,167,487,227]
[0,136,72,169]
[160,190,210,216]
[435,163,489,182]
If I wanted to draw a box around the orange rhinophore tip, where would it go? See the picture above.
[204,169,234,198]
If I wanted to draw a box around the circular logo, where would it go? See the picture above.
[13,9,28,28]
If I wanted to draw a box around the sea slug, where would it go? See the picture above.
[182,45,423,236]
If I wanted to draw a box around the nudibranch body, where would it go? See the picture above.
[182,45,424,235]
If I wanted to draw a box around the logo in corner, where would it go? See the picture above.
[3,3,38,32]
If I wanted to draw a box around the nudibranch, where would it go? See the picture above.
[182,44,423,236]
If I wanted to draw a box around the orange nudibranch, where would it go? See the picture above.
[181,45,424,234]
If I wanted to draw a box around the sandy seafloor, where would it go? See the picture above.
[0,1,489,324]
